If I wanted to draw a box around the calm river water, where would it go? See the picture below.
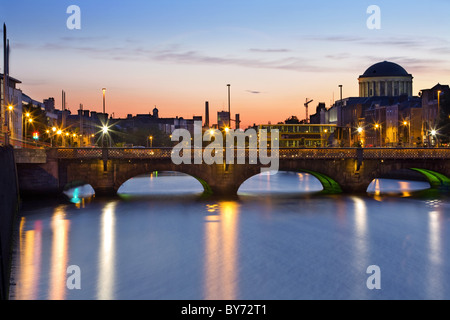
[9,172,450,300]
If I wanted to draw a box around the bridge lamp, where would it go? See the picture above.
[224,127,230,133]
[102,126,109,134]
[357,127,363,133]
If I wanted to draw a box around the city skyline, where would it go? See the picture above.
[2,1,450,128]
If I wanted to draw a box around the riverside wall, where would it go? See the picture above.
[0,146,20,300]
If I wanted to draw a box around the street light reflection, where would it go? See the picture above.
[98,202,117,300]
[49,206,70,300]
[204,201,239,300]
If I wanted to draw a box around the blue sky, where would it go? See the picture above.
[2,0,450,126]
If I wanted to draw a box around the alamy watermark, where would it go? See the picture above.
[66,265,81,290]
[367,5,381,30]
[66,5,81,30]
[366,265,381,290]
[171,121,280,174]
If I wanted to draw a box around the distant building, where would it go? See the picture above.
[420,83,450,146]
[309,103,327,124]
[358,61,413,97]
[312,61,428,147]
[259,124,337,147]
[217,111,230,129]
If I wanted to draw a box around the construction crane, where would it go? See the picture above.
[304,98,313,123]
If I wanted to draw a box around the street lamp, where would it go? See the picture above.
[7,105,13,143]
[227,84,231,128]
[374,124,381,147]
[403,120,411,147]
[101,125,109,147]
[23,112,32,141]
[46,129,52,147]
[431,129,438,147]
[357,127,364,147]
[149,135,153,148]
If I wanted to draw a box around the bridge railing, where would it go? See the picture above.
[49,147,450,160]
[362,148,450,159]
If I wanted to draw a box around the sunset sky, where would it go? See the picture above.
[2,0,450,128]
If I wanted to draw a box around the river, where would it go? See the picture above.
[8,172,450,300]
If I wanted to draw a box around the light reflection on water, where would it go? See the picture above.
[9,172,450,300]
[367,178,431,197]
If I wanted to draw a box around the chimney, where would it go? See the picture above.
[235,114,240,130]
[205,101,210,128]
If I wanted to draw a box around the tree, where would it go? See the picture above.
[285,116,300,124]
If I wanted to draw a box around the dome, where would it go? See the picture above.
[360,61,411,78]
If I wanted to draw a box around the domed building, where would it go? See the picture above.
[358,61,413,97]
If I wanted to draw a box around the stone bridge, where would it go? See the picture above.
[14,147,450,197]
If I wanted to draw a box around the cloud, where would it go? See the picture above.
[246,90,261,94]
[147,47,336,73]
[249,48,291,53]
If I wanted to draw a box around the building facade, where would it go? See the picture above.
[1,73,23,147]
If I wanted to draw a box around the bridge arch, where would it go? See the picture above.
[364,166,450,194]
[237,169,343,195]
[409,168,450,190]
[113,165,213,197]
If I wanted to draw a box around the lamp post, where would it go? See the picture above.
[56,129,62,147]
[148,135,153,148]
[227,84,231,128]
[51,127,57,147]
[102,125,108,148]
[357,127,363,147]
[374,124,381,147]
[437,90,441,126]
[7,105,13,142]
[27,118,33,144]
[403,120,411,147]
[24,112,30,141]
[430,130,439,147]
[338,85,343,126]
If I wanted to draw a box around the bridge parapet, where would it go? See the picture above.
[47,147,450,161]
[362,148,450,159]
[49,147,360,160]
[14,148,47,164]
